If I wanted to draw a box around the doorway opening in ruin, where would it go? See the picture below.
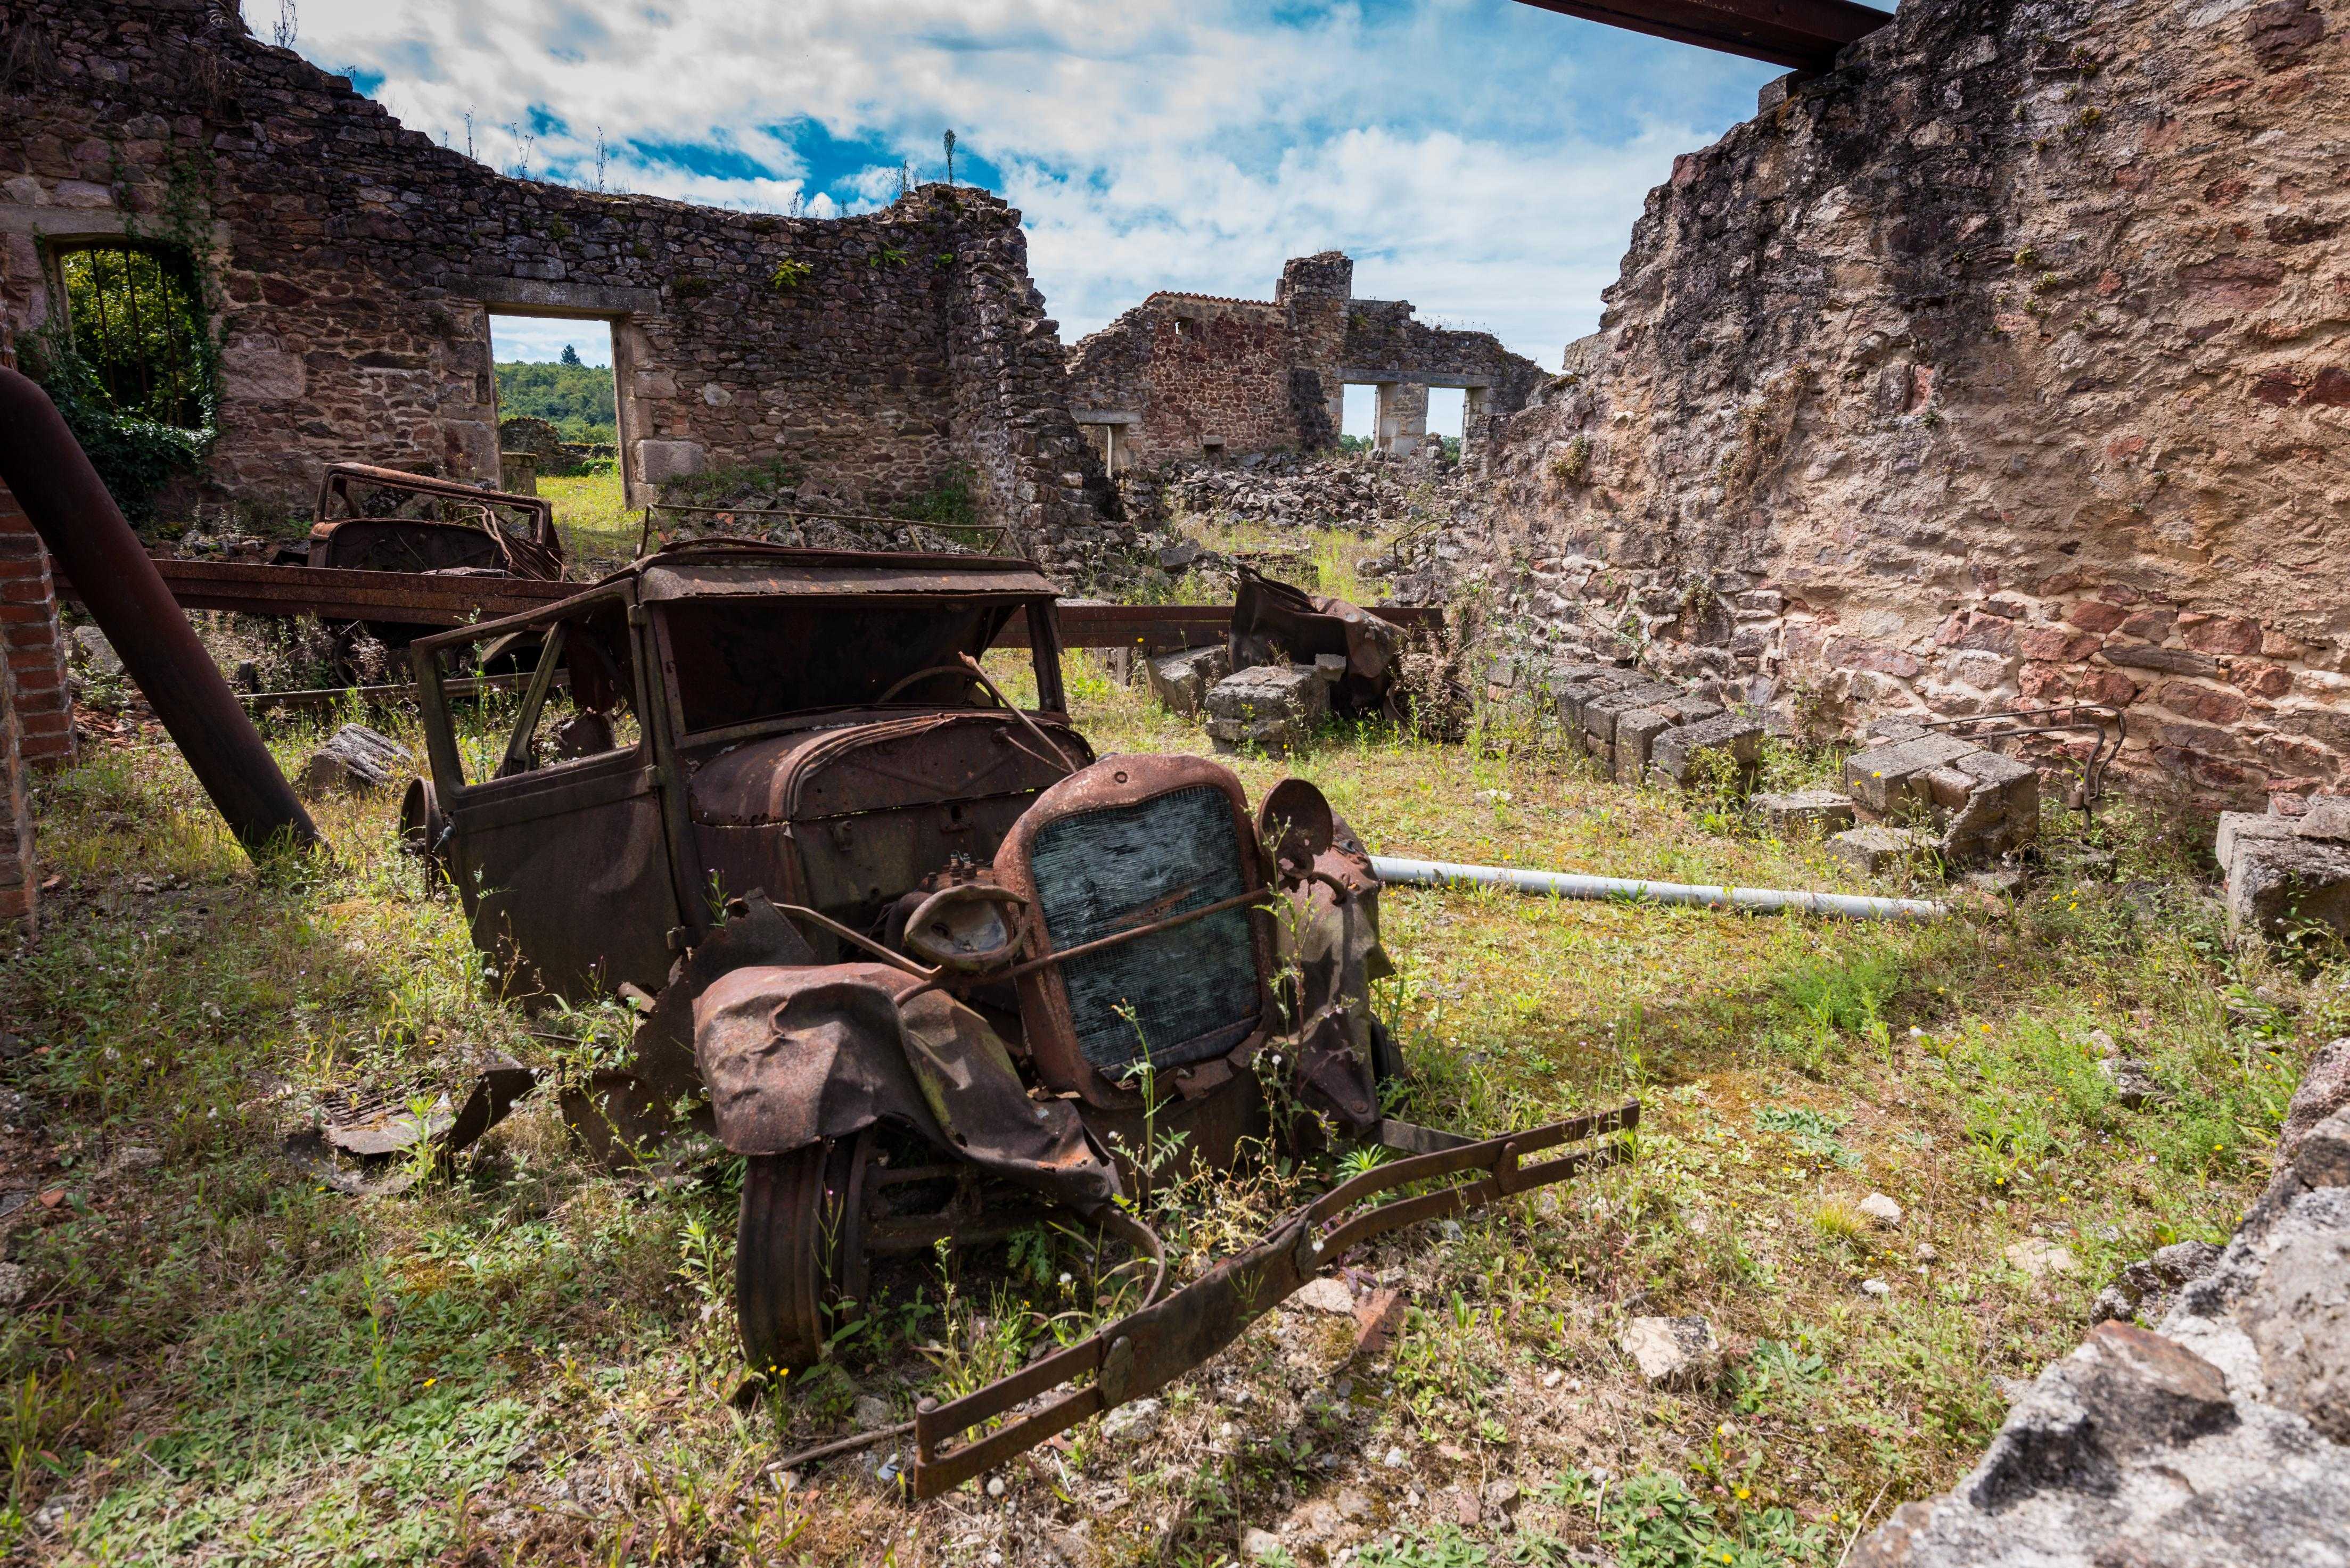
[1340,384,1379,455]
[488,313,630,560]
[489,315,621,481]
[1425,386,1466,461]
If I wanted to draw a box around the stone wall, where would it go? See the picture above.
[0,0,1120,575]
[1477,0,2350,808]
[0,476,69,769]
[1069,251,1545,468]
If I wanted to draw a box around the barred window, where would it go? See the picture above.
[53,244,206,428]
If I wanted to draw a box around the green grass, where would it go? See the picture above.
[541,463,642,574]
[0,671,2330,1564]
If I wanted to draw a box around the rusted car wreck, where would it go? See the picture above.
[407,541,1633,1496]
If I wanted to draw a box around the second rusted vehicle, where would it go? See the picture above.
[408,540,1632,1496]
[278,462,564,580]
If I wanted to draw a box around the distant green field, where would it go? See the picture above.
[495,358,615,444]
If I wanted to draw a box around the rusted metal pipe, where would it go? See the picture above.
[1371,855,1948,922]
[0,369,322,856]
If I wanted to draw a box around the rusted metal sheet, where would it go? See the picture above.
[0,369,322,857]
[1510,0,1891,69]
[1231,565,1406,716]
[908,1101,1641,1498]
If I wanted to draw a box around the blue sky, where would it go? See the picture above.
[266,1,1845,370]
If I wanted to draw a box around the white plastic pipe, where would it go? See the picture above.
[1369,855,1948,923]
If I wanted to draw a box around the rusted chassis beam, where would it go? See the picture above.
[1510,0,1891,69]
[908,1101,1639,1499]
[0,370,322,856]
[50,557,1443,654]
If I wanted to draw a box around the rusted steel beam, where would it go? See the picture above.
[0,370,322,857]
[52,558,1445,651]
[1510,0,1891,69]
[54,557,575,625]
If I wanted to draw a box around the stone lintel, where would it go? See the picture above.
[453,277,662,317]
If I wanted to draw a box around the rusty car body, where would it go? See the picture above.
[277,462,564,581]
[408,540,1633,1496]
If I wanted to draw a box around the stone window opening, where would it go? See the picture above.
[46,241,208,429]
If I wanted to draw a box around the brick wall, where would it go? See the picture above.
[0,624,33,936]
[0,476,70,769]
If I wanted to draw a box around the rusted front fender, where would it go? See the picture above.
[694,960,1121,1214]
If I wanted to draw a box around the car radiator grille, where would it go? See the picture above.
[1026,785,1261,1076]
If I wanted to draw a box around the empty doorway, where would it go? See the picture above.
[488,313,632,572]
[1425,386,1466,461]
[1341,384,1379,453]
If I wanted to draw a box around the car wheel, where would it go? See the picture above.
[735,1135,867,1376]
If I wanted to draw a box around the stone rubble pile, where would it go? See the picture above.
[1855,1041,2350,1568]
[1123,448,1478,541]
[2217,794,2350,945]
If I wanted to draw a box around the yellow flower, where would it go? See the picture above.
[1736,1487,1751,1499]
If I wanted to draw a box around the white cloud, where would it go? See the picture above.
[267,0,1777,366]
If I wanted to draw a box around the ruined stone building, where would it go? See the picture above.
[0,0,1121,574]
[1477,0,2350,807]
[1066,252,1544,469]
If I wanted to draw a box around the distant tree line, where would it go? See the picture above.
[496,352,616,444]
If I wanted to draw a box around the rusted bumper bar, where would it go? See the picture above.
[908,1100,1639,1499]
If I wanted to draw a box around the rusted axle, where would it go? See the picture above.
[907,1100,1638,1498]
[0,369,321,856]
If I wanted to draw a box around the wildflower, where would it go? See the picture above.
[1736,1487,1751,1500]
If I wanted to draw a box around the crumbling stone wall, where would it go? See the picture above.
[0,0,1119,574]
[1069,251,1544,467]
[0,476,69,769]
[1067,294,1297,468]
[1478,0,2350,807]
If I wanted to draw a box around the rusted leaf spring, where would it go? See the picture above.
[908,1100,1640,1499]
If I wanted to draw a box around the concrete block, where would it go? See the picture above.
[2216,811,2296,874]
[1844,733,1982,815]
[1206,664,1329,755]
[1613,708,1675,785]
[1584,683,1682,750]
[1828,824,1930,877]
[1866,717,1933,744]
[1146,644,1230,717]
[1754,789,1857,835]
[2225,835,2350,944]
[1649,713,1765,789]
